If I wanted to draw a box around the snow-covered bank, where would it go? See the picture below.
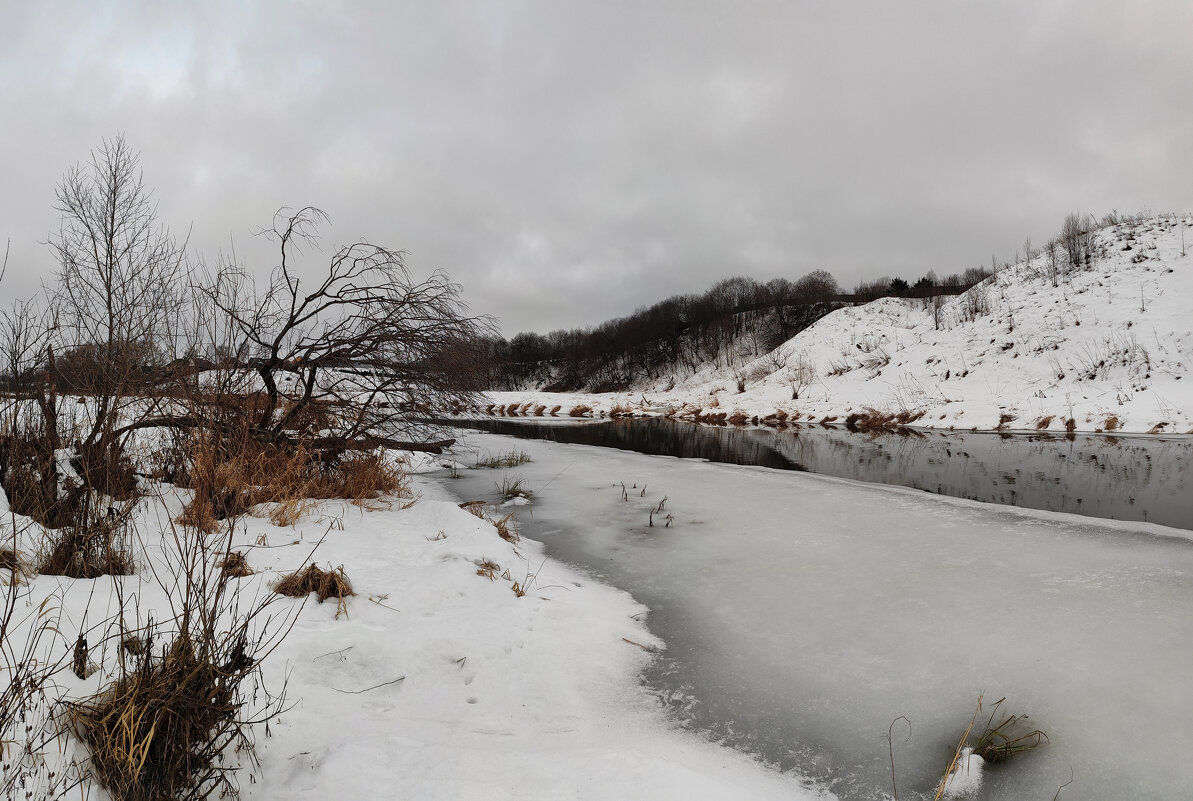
[249,472,825,800]
[480,215,1193,435]
[2,465,826,800]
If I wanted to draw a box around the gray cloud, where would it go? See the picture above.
[2,1,1190,335]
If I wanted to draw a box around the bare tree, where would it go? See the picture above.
[183,207,493,454]
[931,293,946,331]
[1059,211,1093,270]
[44,135,187,486]
[1044,238,1061,287]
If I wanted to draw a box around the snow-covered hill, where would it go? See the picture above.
[483,214,1193,434]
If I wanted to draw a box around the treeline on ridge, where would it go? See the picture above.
[488,265,991,392]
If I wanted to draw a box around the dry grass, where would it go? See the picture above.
[727,411,750,426]
[549,404,561,416]
[460,501,519,543]
[1036,415,1054,429]
[568,404,593,417]
[219,551,253,579]
[609,403,633,418]
[1104,415,1120,431]
[68,633,250,801]
[273,563,355,604]
[842,408,924,433]
[177,432,410,532]
[475,450,532,469]
[532,404,546,416]
[475,558,500,580]
[935,694,1047,800]
[37,501,137,578]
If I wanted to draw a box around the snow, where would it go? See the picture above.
[440,430,1193,800]
[939,749,984,799]
[478,215,1193,435]
[1,462,825,800]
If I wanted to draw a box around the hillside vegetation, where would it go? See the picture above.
[482,213,1193,434]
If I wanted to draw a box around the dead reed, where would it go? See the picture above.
[460,501,519,543]
[218,551,253,579]
[935,694,1047,800]
[177,431,410,532]
[273,563,355,604]
[68,632,251,801]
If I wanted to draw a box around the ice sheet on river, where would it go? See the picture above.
[443,432,1193,800]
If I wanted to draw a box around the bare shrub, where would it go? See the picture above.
[1059,211,1094,269]
[787,353,817,400]
[1,566,78,798]
[37,499,136,578]
[66,510,296,801]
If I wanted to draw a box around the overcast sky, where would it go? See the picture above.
[1,1,1190,336]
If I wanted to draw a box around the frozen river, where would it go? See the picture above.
[437,429,1193,800]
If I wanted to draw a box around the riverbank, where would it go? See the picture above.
[445,416,1193,530]
[2,458,824,800]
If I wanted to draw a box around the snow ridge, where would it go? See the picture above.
[486,215,1193,434]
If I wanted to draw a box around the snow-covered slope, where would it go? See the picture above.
[484,215,1193,434]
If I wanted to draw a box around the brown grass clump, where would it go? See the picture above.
[1104,415,1120,431]
[568,404,593,417]
[37,502,136,578]
[219,551,253,579]
[1065,417,1077,433]
[67,633,249,801]
[844,408,925,433]
[609,403,633,418]
[1036,415,1054,430]
[475,558,500,580]
[549,404,561,416]
[178,432,410,532]
[533,404,546,416]
[727,411,750,426]
[274,563,355,604]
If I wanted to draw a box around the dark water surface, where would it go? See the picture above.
[447,417,1193,530]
